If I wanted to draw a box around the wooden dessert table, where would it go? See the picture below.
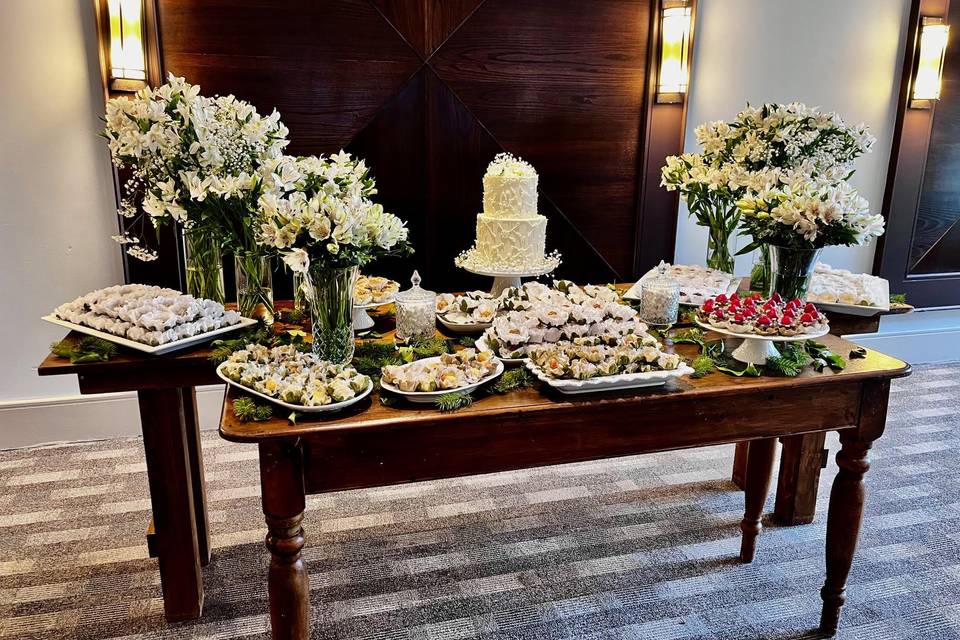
[37,337,221,621]
[219,333,909,639]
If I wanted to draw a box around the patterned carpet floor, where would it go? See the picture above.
[1,362,959,639]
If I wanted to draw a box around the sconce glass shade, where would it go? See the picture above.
[657,1,692,103]
[108,0,146,82]
[912,17,949,107]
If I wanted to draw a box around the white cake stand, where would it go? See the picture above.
[695,319,829,365]
[353,297,395,331]
[459,256,561,297]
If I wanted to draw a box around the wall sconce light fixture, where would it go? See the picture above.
[102,0,148,92]
[656,0,693,104]
[911,16,950,109]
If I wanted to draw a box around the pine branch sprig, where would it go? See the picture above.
[435,391,474,412]
[233,397,273,422]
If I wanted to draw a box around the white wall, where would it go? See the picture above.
[0,0,124,403]
[675,0,912,276]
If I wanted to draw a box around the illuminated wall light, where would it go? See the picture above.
[657,0,693,104]
[106,0,147,90]
[911,17,950,109]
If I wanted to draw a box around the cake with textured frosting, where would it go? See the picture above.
[457,153,559,273]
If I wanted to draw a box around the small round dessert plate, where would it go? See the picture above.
[216,362,373,414]
[353,296,396,331]
[695,319,829,365]
[476,334,525,365]
[437,314,493,334]
[379,356,504,403]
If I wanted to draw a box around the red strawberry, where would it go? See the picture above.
[757,315,772,326]
[734,313,745,322]
[771,292,783,303]
[780,314,794,325]
[800,312,814,324]
[730,293,740,303]
[713,310,725,319]
[804,302,817,314]
[716,294,728,304]
[790,298,803,308]
[703,299,715,312]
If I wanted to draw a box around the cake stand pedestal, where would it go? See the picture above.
[695,320,830,365]
[353,298,395,332]
[460,259,561,297]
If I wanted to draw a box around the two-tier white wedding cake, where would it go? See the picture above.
[456,153,560,273]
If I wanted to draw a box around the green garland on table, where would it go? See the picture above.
[890,293,907,305]
[208,323,310,364]
[51,336,117,364]
[233,397,273,422]
[669,328,848,378]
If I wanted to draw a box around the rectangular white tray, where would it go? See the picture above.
[623,268,741,306]
[42,314,259,356]
[525,361,694,395]
[811,300,889,317]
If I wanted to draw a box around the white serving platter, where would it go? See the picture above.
[42,314,259,356]
[379,356,504,403]
[437,314,493,334]
[809,300,888,317]
[216,362,373,413]
[526,360,694,395]
[476,334,525,365]
[622,272,741,306]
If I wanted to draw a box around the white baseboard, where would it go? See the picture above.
[0,385,224,450]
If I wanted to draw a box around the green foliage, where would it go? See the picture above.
[208,326,271,364]
[50,337,117,364]
[671,328,706,347]
[458,335,478,348]
[849,346,867,360]
[233,397,273,422]
[715,361,762,377]
[764,342,810,377]
[890,293,907,305]
[690,355,716,378]
[492,367,535,393]
[435,391,474,412]
[804,340,846,372]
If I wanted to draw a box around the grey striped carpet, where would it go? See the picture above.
[1,362,959,639]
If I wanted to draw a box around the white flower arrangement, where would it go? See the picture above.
[381,349,499,392]
[102,75,290,259]
[53,284,242,346]
[660,103,877,267]
[480,281,642,359]
[736,180,885,248]
[527,334,683,380]
[484,152,536,179]
[220,344,370,407]
[256,152,412,273]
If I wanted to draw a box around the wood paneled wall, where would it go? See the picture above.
[148,0,675,294]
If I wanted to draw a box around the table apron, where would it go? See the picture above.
[301,380,863,495]
[78,371,221,394]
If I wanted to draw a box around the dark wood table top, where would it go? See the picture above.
[219,333,909,443]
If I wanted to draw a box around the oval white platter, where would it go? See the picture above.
[216,362,373,414]
[437,314,493,334]
[476,334,525,365]
[526,360,694,395]
[353,295,396,310]
[379,356,505,403]
[42,314,259,356]
[694,319,829,343]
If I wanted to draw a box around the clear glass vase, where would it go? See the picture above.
[183,230,224,303]
[234,251,274,324]
[766,245,822,301]
[306,264,357,363]
[706,224,736,274]
[293,272,307,313]
[749,244,771,293]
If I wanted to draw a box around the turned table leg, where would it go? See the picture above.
[181,386,211,566]
[731,442,748,489]
[260,441,309,640]
[740,438,777,563]
[775,431,827,525]
[819,380,889,636]
[138,388,204,621]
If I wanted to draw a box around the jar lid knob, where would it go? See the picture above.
[411,270,421,288]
